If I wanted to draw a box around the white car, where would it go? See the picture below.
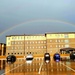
[26,54,33,64]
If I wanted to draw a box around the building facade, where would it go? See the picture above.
[6,34,46,56]
[0,43,6,70]
[6,32,75,56]
[0,43,6,56]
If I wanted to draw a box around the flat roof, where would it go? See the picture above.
[45,32,75,34]
[6,34,45,37]
[6,32,75,37]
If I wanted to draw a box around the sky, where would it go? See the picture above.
[0,0,75,43]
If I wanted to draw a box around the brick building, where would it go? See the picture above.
[6,32,75,56]
[0,43,6,70]
[0,43,6,56]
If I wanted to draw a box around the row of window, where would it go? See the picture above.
[8,39,75,45]
[7,45,70,50]
[10,39,69,45]
[11,41,46,45]
[50,44,69,48]
[7,46,47,50]
[11,40,69,45]
[8,36,45,40]
[7,44,70,50]
[49,34,69,37]
[8,40,69,45]
[50,39,69,43]
[26,46,46,49]
[7,51,45,55]
[8,52,23,55]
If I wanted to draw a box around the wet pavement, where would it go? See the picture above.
[0,57,75,75]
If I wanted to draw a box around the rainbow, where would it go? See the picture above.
[0,19,75,36]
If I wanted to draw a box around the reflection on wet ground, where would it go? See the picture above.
[0,60,5,70]
[0,57,75,75]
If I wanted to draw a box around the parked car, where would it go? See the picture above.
[44,53,50,63]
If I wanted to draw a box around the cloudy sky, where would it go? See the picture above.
[0,0,75,43]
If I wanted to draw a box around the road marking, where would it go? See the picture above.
[1,63,24,75]
[60,62,75,72]
[38,60,44,74]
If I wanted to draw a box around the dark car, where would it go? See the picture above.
[70,52,75,60]
[6,55,16,64]
[53,53,60,62]
[44,53,50,63]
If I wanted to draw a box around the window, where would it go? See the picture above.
[64,40,69,43]
[64,34,68,38]
[50,40,52,42]
[56,40,57,42]
[8,53,9,55]
[38,41,40,43]
[27,47,28,49]
[15,47,16,49]
[15,42,16,44]
[18,47,20,49]
[12,37,14,39]
[56,40,60,42]
[41,46,43,48]
[12,47,14,49]
[62,45,64,47]
[41,41,43,43]
[26,42,28,44]
[33,42,34,44]
[44,41,46,43]
[44,46,46,48]
[12,41,15,45]
[18,53,19,54]
[15,53,16,54]
[65,44,69,47]
[18,36,20,39]
[8,42,10,45]
[33,46,34,49]
[59,45,60,47]
[30,46,31,49]
[38,46,40,48]
[21,42,23,44]
[8,37,10,40]
[21,36,22,39]
[56,45,58,48]
[18,42,20,44]
[50,45,52,47]
[30,42,31,44]
[58,40,60,42]
[61,40,63,42]
[20,47,22,49]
